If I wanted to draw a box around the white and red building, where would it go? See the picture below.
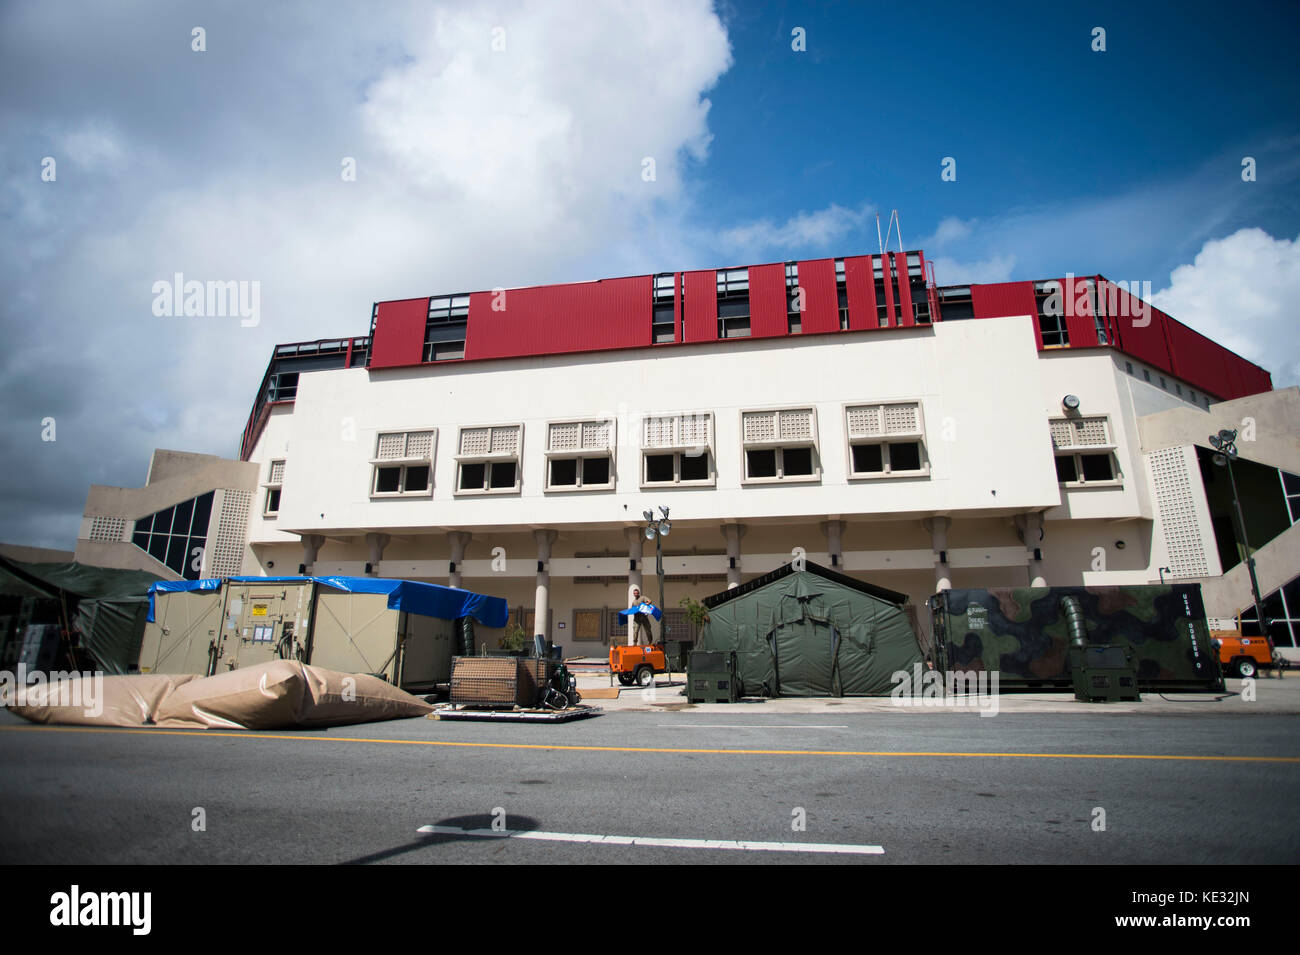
[76,250,1300,657]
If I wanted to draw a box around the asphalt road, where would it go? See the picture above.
[1,710,1296,864]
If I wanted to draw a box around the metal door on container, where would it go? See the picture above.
[216,586,290,671]
[149,591,223,676]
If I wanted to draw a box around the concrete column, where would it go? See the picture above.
[1016,513,1047,587]
[625,526,647,646]
[625,526,645,609]
[532,529,558,642]
[924,517,952,591]
[722,523,746,589]
[364,533,390,576]
[447,531,472,589]
[300,534,325,575]
[821,520,846,569]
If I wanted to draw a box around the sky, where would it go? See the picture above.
[2,0,1298,549]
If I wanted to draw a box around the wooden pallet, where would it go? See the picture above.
[429,703,602,723]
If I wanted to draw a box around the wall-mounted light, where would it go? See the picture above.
[364,562,373,574]
[1062,394,1081,412]
[266,560,275,570]
[297,564,307,575]
[1115,540,1126,550]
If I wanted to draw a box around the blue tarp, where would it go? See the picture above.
[147,576,509,628]
[617,601,662,621]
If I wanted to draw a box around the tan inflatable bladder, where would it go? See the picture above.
[3,673,195,728]
[4,661,432,730]
[153,661,433,729]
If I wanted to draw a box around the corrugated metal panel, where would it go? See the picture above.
[798,258,839,334]
[880,255,897,326]
[844,255,875,331]
[970,281,1042,348]
[1240,360,1273,397]
[893,252,915,328]
[683,270,717,343]
[369,297,429,369]
[1165,318,1228,396]
[748,263,788,338]
[674,272,682,343]
[1062,276,1100,348]
[464,275,651,360]
[1103,281,1171,371]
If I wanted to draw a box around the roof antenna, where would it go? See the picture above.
[876,212,885,257]
[881,210,897,257]
[895,210,904,253]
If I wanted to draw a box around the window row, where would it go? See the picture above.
[652,262,932,344]
[260,404,936,511]
[262,408,1124,513]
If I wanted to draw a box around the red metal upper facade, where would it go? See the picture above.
[240,251,1273,460]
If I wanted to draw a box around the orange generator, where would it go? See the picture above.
[609,644,668,687]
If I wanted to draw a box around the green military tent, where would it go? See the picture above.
[697,561,924,697]
[0,557,161,675]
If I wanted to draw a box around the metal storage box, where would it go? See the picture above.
[688,649,738,703]
[450,656,529,707]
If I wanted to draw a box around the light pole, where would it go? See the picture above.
[643,506,671,644]
[1209,429,1271,651]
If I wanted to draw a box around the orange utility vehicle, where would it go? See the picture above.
[1210,630,1285,678]
[609,644,668,687]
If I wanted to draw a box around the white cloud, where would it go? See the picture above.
[362,3,729,216]
[55,120,125,169]
[1150,228,1300,388]
[0,0,734,547]
[717,202,873,261]
[916,215,973,249]
[928,253,1016,285]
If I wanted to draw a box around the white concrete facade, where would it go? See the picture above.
[226,314,1214,650]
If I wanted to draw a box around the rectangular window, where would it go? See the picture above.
[263,459,285,517]
[1050,416,1121,487]
[834,258,849,330]
[544,419,615,491]
[716,268,750,339]
[455,424,522,494]
[653,273,676,343]
[641,412,715,487]
[845,402,929,479]
[371,430,436,497]
[424,295,469,362]
[741,408,819,484]
[786,262,801,334]
[1035,284,1071,347]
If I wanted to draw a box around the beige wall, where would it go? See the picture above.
[1139,386,1300,473]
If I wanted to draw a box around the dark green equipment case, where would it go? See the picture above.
[1069,644,1141,702]
[688,650,739,703]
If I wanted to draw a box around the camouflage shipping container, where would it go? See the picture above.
[930,584,1224,692]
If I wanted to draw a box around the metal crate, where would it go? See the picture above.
[450,657,527,707]
[517,657,556,706]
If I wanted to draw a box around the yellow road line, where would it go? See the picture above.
[1,724,1297,763]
